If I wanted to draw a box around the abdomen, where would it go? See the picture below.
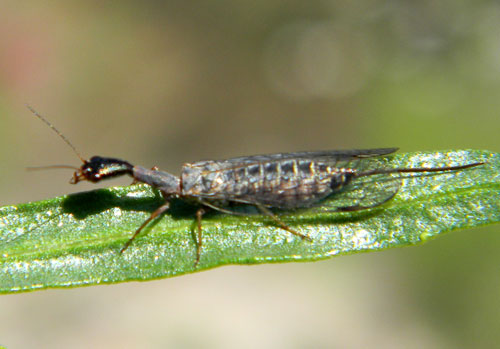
[181,159,344,209]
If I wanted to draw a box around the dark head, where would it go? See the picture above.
[72,156,134,184]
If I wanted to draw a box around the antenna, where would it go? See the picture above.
[26,165,79,171]
[26,104,86,163]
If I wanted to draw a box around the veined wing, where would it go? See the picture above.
[189,148,398,174]
[308,172,402,212]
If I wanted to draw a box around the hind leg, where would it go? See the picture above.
[199,199,311,241]
[253,203,311,241]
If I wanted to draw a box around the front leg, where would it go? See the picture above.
[120,201,171,253]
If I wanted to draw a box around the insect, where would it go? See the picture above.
[27,106,484,266]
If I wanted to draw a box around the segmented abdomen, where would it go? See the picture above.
[181,159,347,209]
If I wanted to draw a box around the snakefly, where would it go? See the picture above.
[27,106,484,266]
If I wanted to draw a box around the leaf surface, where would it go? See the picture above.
[0,149,498,293]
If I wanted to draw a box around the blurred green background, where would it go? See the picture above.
[1,1,499,348]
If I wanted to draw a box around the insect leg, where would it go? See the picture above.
[194,207,206,267]
[200,199,311,241]
[196,199,250,216]
[120,201,171,253]
[254,203,312,241]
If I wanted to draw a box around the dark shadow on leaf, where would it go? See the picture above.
[61,188,198,220]
[60,186,387,233]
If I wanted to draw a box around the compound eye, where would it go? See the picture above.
[83,167,92,175]
[79,164,100,182]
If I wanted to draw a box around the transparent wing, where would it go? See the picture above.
[222,148,398,164]
[190,148,398,173]
[309,173,402,212]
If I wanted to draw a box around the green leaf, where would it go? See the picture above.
[0,149,498,293]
